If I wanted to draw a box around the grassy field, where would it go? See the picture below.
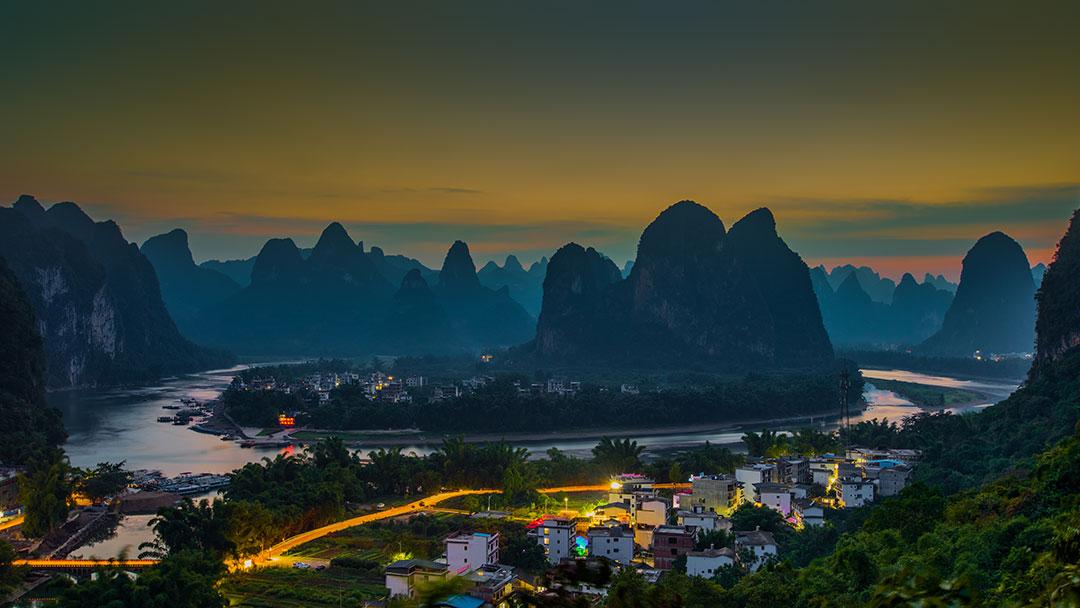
[282,512,462,563]
[220,567,386,607]
[439,491,607,519]
[868,378,985,409]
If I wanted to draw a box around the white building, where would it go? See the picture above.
[735,464,777,502]
[754,483,794,516]
[676,509,729,535]
[446,531,499,574]
[838,477,875,508]
[686,547,736,578]
[385,559,449,598]
[734,530,778,572]
[533,518,576,563]
[794,499,826,527]
[636,496,670,528]
[809,459,837,487]
[587,525,635,565]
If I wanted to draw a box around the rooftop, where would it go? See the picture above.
[687,547,736,559]
[735,530,777,547]
[588,525,633,538]
[385,559,449,575]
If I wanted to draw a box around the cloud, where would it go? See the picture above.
[772,183,1079,258]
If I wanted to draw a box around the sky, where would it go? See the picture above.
[3,1,1078,280]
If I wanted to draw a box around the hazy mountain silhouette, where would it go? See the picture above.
[919,232,1037,356]
[530,201,833,368]
[824,265,897,304]
[435,241,536,348]
[923,273,958,293]
[1032,262,1047,288]
[141,229,240,334]
[200,257,256,286]
[477,254,547,316]
[188,229,533,355]
[0,196,232,387]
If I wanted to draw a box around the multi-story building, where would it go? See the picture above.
[463,564,517,605]
[793,499,826,527]
[651,525,696,570]
[385,559,450,598]
[636,496,670,527]
[446,531,499,573]
[875,464,913,497]
[532,518,577,563]
[735,530,778,572]
[587,525,635,565]
[686,547,736,578]
[676,508,728,535]
[735,464,777,502]
[754,483,794,516]
[688,474,739,514]
[837,477,875,508]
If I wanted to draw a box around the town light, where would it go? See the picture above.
[610,481,622,490]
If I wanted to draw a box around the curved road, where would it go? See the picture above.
[16,483,689,569]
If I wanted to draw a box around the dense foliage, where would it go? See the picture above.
[296,370,864,433]
[843,348,1029,381]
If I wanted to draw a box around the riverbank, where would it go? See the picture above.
[288,406,848,451]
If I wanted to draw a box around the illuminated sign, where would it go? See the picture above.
[278,414,295,427]
[573,535,588,557]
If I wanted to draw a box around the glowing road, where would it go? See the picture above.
[0,515,24,532]
[15,482,690,570]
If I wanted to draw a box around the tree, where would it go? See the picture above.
[76,461,132,503]
[58,550,226,608]
[139,499,235,560]
[592,437,645,476]
[502,463,539,507]
[18,448,71,537]
[0,540,24,598]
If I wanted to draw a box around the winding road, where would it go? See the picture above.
[15,483,690,570]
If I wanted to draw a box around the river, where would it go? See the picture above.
[54,364,1019,558]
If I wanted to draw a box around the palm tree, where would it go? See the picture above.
[592,437,645,476]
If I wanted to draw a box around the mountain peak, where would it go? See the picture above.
[438,240,480,290]
[637,200,725,261]
[13,194,44,218]
[898,272,917,288]
[312,222,355,255]
[251,237,304,284]
[504,254,523,272]
[919,230,1035,356]
[141,228,195,270]
[399,268,430,292]
[730,207,777,236]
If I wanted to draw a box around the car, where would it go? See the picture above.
[376,503,386,509]
[315,565,326,571]
[292,562,310,570]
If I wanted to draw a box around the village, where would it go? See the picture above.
[376,447,918,607]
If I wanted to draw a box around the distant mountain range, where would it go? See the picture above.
[812,269,954,347]
[477,255,548,316]
[0,196,232,387]
[1,194,1056,384]
[173,223,535,356]
[524,201,834,369]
